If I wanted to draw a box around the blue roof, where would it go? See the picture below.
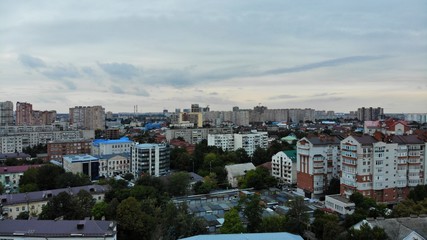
[92,137,133,146]
[181,232,303,240]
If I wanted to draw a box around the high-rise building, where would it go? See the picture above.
[15,102,33,125]
[296,136,341,198]
[69,106,105,130]
[0,101,13,126]
[130,143,170,177]
[357,107,384,121]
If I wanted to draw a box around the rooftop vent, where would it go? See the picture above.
[77,220,85,229]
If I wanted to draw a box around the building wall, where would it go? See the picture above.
[99,155,130,178]
[271,151,296,184]
[0,101,13,126]
[69,106,105,130]
[47,140,92,160]
[131,144,170,177]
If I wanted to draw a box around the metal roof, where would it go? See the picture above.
[181,232,303,240]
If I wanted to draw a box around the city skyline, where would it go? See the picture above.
[1,1,426,113]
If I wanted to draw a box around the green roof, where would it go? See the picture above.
[282,150,297,162]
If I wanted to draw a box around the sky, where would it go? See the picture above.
[1,1,426,113]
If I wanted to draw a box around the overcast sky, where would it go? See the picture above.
[1,1,426,113]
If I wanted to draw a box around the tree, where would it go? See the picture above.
[235,148,250,163]
[325,177,340,195]
[123,173,134,181]
[39,192,75,220]
[312,209,343,240]
[259,215,287,233]
[92,201,108,220]
[167,172,190,196]
[221,208,245,233]
[116,197,146,240]
[239,167,277,190]
[408,184,427,202]
[55,172,91,188]
[347,223,388,240]
[285,197,309,234]
[72,189,96,219]
[252,147,269,166]
[240,194,264,233]
[36,164,65,190]
[16,211,29,220]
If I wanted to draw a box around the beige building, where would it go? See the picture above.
[99,154,130,178]
[0,185,107,219]
[69,106,106,130]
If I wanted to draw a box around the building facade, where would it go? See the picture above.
[69,106,106,130]
[208,131,268,156]
[47,139,92,161]
[131,143,170,177]
[62,154,100,180]
[0,101,13,126]
[0,165,42,194]
[340,135,427,203]
[165,127,233,144]
[0,185,107,219]
[296,136,341,198]
[91,137,133,156]
[271,150,297,185]
[357,107,384,121]
[98,154,130,178]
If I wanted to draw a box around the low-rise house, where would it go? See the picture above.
[63,154,100,180]
[0,165,42,193]
[324,194,355,215]
[352,216,427,240]
[0,185,107,219]
[224,163,256,188]
[0,219,117,240]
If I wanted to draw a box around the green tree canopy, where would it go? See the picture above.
[220,208,245,234]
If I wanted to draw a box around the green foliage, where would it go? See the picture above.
[22,143,47,157]
[347,223,389,240]
[312,209,343,240]
[221,208,245,234]
[259,215,287,233]
[55,172,91,188]
[38,190,95,220]
[239,167,277,190]
[252,147,269,166]
[16,211,29,220]
[167,172,190,196]
[325,177,340,195]
[285,197,309,235]
[392,198,427,217]
[161,203,207,239]
[36,164,65,190]
[123,173,134,181]
[239,194,264,233]
[92,201,108,220]
[408,185,427,202]
[116,197,146,239]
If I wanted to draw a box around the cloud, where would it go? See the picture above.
[259,55,388,76]
[81,66,96,76]
[269,94,298,100]
[110,85,125,94]
[42,65,81,79]
[18,54,46,68]
[98,62,141,80]
[311,92,339,97]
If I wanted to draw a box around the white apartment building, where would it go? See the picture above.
[340,135,426,203]
[207,131,268,156]
[131,143,170,177]
[296,136,341,199]
[91,137,134,156]
[0,126,94,154]
[165,127,233,144]
[271,150,297,185]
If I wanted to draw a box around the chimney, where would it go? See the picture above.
[77,220,85,229]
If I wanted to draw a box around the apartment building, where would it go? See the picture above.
[271,150,297,185]
[0,125,94,154]
[357,107,384,121]
[339,135,426,203]
[165,127,233,144]
[131,143,170,177]
[91,137,133,156]
[0,185,107,219]
[0,101,13,126]
[296,136,341,199]
[47,139,92,161]
[207,131,268,156]
[15,102,56,126]
[69,106,105,130]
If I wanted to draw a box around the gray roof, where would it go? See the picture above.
[305,136,341,146]
[181,232,303,240]
[225,163,256,177]
[351,135,378,145]
[0,219,116,238]
[356,216,427,240]
[0,185,108,206]
[391,135,424,144]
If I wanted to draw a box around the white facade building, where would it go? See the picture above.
[98,154,130,178]
[208,131,268,156]
[224,163,256,188]
[131,143,170,177]
[91,137,133,156]
[271,150,297,185]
